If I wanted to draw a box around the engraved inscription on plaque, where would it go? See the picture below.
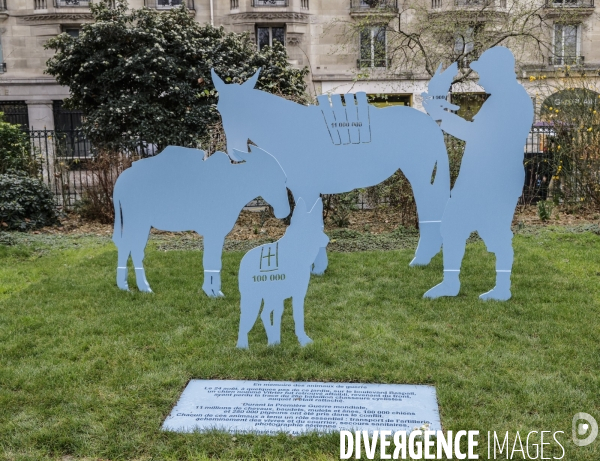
[162,380,441,435]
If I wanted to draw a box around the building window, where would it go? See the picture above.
[53,100,84,131]
[64,28,80,38]
[553,23,580,65]
[359,26,386,68]
[0,36,4,74]
[0,102,30,130]
[454,27,475,55]
[257,26,285,50]
[367,94,411,107]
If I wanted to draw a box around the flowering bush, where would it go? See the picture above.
[45,1,308,152]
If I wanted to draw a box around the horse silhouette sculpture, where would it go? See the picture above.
[213,69,450,274]
[237,198,328,348]
[112,145,290,296]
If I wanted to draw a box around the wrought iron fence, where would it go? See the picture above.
[29,125,591,211]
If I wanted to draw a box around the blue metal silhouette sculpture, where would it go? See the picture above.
[237,198,328,348]
[112,145,290,297]
[212,70,451,274]
[422,47,533,300]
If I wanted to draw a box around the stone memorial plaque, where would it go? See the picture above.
[162,380,441,435]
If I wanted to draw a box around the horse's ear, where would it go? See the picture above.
[295,198,307,215]
[211,69,225,93]
[309,198,323,217]
[242,68,262,89]
[231,149,248,162]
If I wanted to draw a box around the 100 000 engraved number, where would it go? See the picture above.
[253,274,286,282]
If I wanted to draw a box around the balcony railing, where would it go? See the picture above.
[301,0,308,8]
[252,0,288,6]
[454,0,506,7]
[0,0,6,11]
[0,63,6,73]
[545,0,593,6]
[34,0,47,9]
[230,0,238,8]
[549,55,584,65]
[350,0,398,9]
[357,57,391,68]
[54,0,90,6]
[144,0,195,8]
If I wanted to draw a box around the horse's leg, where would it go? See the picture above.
[407,132,450,267]
[292,292,312,347]
[129,225,152,293]
[201,232,225,298]
[237,294,262,349]
[116,242,130,291]
[312,247,328,275]
[295,193,328,275]
[261,296,283,345]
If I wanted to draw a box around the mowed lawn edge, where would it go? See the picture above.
[0,229,599,460]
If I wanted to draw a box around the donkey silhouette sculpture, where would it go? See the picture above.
[237,198,328,349]
[112,145,290,297]
[213,69,450,275]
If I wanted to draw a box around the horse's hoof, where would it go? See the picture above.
[409,257,430,267]
[479,288,511,301]
[298,335,313,347]
[205,289,225,298]
[423,281,459,299]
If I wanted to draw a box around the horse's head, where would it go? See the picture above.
[212,68,261,158]
[232,145,290,219]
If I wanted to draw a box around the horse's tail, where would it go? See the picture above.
[112,176,124,246]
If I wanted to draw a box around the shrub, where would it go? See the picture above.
[0,170,59,231]
[537,200,554,221]
[75,152,133,224]
[0,112,37,175]
[324,191,359,228]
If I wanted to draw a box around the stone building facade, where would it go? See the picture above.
[0,0,599,130]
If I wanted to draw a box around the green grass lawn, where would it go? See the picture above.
[1,228,599,460]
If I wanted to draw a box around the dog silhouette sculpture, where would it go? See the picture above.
[237,198,328,348]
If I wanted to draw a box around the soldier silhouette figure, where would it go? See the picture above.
[422,47,533,301]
